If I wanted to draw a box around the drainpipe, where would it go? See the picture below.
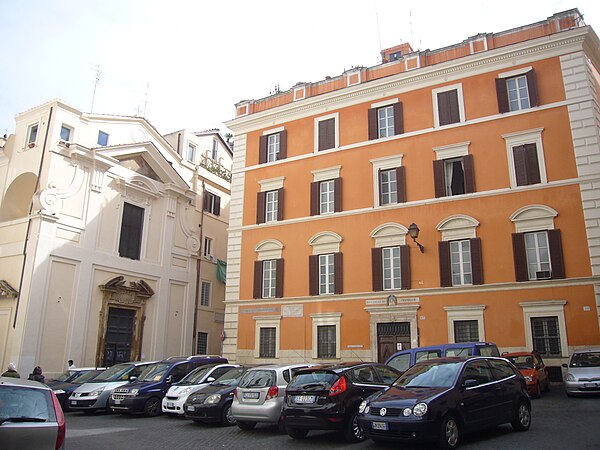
[192,179,206,353]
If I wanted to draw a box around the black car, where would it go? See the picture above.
[358,356,531,449]
[184,366,253,426]
[282,362,401,442]
[51,369,105,410]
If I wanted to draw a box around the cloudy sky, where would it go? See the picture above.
[1,1,599,136]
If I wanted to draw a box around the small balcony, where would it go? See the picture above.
[199,155,231,183]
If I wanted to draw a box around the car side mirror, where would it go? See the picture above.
[129,376,137,382]
[166,375,173,384]
[562,363,568,368]
[206,377,215,382]
[462,379,479,389]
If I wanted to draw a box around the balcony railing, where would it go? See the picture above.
[199,155,231,182]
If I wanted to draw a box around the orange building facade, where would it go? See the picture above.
[223,9,600,374]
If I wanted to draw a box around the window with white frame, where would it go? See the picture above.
[320,180,335,214]
[196,332,208,354]
[27,123,39,145]
[262,260,277,299]
[203,237,213,258]
[444,305,486,344]
[265,190,278,223]
[267,134,280,163]
[496,67,539,113]
[370,154,405,207]
[432,83,465,128]
[450,240,472,285]
[317,325,337,359]
[502,128,546,188]
[453,320,479,342]
[319,254,335,295]
[525,231,552,280]
[314,113,339,152]
[507,75,531,111]
[311,312,341,359]
[531,316,561,356]
[382,246,401,290]
[254,315,281,359]
[200,281,211,307]
[187,142,196,162]
[203,191,221,216]
[211,139,218,160]
[378,105,395,138]
[520,300,568,357]
[97,130,109,146]
[380,169,397,205]
[60,125,72,141]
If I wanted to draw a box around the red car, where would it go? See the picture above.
[503,351,550,397]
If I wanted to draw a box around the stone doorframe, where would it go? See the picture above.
[95,276,154,367]
[365,303,420,361]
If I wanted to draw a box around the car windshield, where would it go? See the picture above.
[212,368,245,386]
[53,370,74,382]
[71,370,102,383]
[91,364,134,382]
[570,352,600,368]
[287,371,339,390]
[138,363,170,382]
[177,366,211,385]
[394,361,462,388]
[238,370,275,388]
[506,356,534,369]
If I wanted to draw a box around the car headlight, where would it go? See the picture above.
[90,387,105,397]
[204,394,221,404]
[566,373,575,381]
[130,389,139,396]
[359,400,367,413]
[413,403,428,417]
[524,376,532,382]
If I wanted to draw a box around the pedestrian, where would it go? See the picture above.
[1,362,20,378]
[28,365,45,383]
[68,359,76,369]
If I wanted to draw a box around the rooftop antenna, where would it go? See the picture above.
[91,64,102,113]
[409,9,414,47]
[375,0,382,56]
[143,82,150,117]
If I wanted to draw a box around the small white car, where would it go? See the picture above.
[563,348,600,396]
[162,363,239,415]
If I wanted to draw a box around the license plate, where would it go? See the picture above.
[243,392,260,399]
[584,383,598,388]
[167,402,174,408]
[187,405,195,412]
[294,395,316,404]
[372,421,388,431]
[114,399,121,404]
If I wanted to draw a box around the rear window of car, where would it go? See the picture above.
[287,371,339,390]
[238,370,276,388]
[0,386,56,422]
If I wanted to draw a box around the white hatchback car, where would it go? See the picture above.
[563,348,600,396]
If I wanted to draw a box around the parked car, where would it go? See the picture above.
[69,360,156,413]
[283,362,402,442]
[503,351,550,397]
[184,365,254,426]
[386,342,500,373]
[45,366,105,388]
[562,348,600,397]
[0,376,66,450]
[358,356,531,449]
[232,363,310,431]
[162,363,239,415]
[52,368,105,410]
[109,355,227,416]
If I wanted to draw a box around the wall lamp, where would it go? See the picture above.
[408,223,425,253]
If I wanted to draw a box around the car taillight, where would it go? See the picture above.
[51,391,65,450]
[329,376,347,396]
[266,386,279,400]
[233,388,238,399]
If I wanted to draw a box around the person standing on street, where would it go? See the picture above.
[1,362,20,378]
[28,366,45,383]
[68,360,76,369]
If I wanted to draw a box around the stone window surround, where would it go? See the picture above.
[431,83,465,128]
[502,128,547,188]
[311,312,341,359]
[519,300,568,358]
[443,304,486,343]
[254,315,281,359]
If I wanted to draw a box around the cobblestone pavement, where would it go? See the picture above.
[65,385,600,450]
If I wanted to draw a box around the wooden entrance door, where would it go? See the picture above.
[377,322,411,363]
[103,307,135,366]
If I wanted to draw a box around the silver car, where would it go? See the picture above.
[0,377,65,450]
[232,363,310,431]
[563,348,600,396]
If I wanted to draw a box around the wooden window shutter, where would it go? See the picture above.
[214,196,221,216]
[396,166,407,203]
[275,258,284,298]
[400,245,411,290]
[513,145,528,186]
[310,181,319,216]
[276,188,284,221]
[433,160,446,198]
[309,255,319,295]
[524,143,541,184]
[470,238,484,285]
[253,261,263,299]
[259,135,268,164]
[368,108,378,140]
[377,169,384,206]
[495,78,510,113]
[393,102,404,135]
[548,229,565,279]
[526,69,539,107]
[438,241,452,287]
[512,233,529,282]
[334,177,342,212]
[318,118,335,151]
[278,130,287,160]
[463,154,476,194]
[438,90,459,126]
[334,252,343,294]
[371,247,383,291]
[256,191,266,224]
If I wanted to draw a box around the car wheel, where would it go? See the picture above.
[143,397,162,417]
[511,400,531,431]
[221,402,236,426]
[236,420,257,431]
[343,411,364,443]
[287,427,309,439]
[439,414,460,449]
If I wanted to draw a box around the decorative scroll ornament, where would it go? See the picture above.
[186,235,201,253]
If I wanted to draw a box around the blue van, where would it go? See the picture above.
[385,342,500,372]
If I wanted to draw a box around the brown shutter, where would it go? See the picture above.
[256,191,266,224]
[512,233,528,282]
[318,118,335,151]
[526,69,539,107]
[253,261,263,299]
[310,181,319,216]
[433,160,446,197]
[275,258,284,298]
[524,143,541,184]
[371,247,383,291]
[463,154,476,194]
[259,135,268,164]
[278,130,287,160]
[334,177,342,212]
[309,255,319,295]
[439,241,452,287]
[393,102,404,135]
[495,78,510,113]
[214,196,221,216]
[377,169,383,206]
[438,90,459,126]
[276,188,284,221]
[513,145,528,186]
[400,245,411,290]
[470,238,484,285]
[548,229,565,279]
[334,252,343,294]
[368,108,378,140]
[396,166,407,203]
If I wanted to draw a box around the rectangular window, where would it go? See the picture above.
[262,260,277,299]
[267,134,280,163]
[27,123,39,145]
[97,130,109,146]
[211,139,218,160]
[382,246,401,290]
[450,240,472,285]
[380,169,398,205]
[60,125,72,141]
[319,254,335,295]
[203,237,212,257]
[253,259,284,299]
[525,231,551,280]
[265,190,278,223]
[318,117,336,151]
[531,317,561,356]
[319,180,335,214]
[513,143,541,186]
[317,325,337,358]
[496,68,538,113]
[433,155,475,198]
[378,106,395,138]
[259,327,276,358]
[259,130,287,164]
[444,158,466,195]
[203,192,221,216]
[454,320,479,343]
[196,332,208,354]
[118,202,144,260]
[437,90,460,126]
[200,281,211,307]
[507,75,530,111]
[187,142,196,162]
